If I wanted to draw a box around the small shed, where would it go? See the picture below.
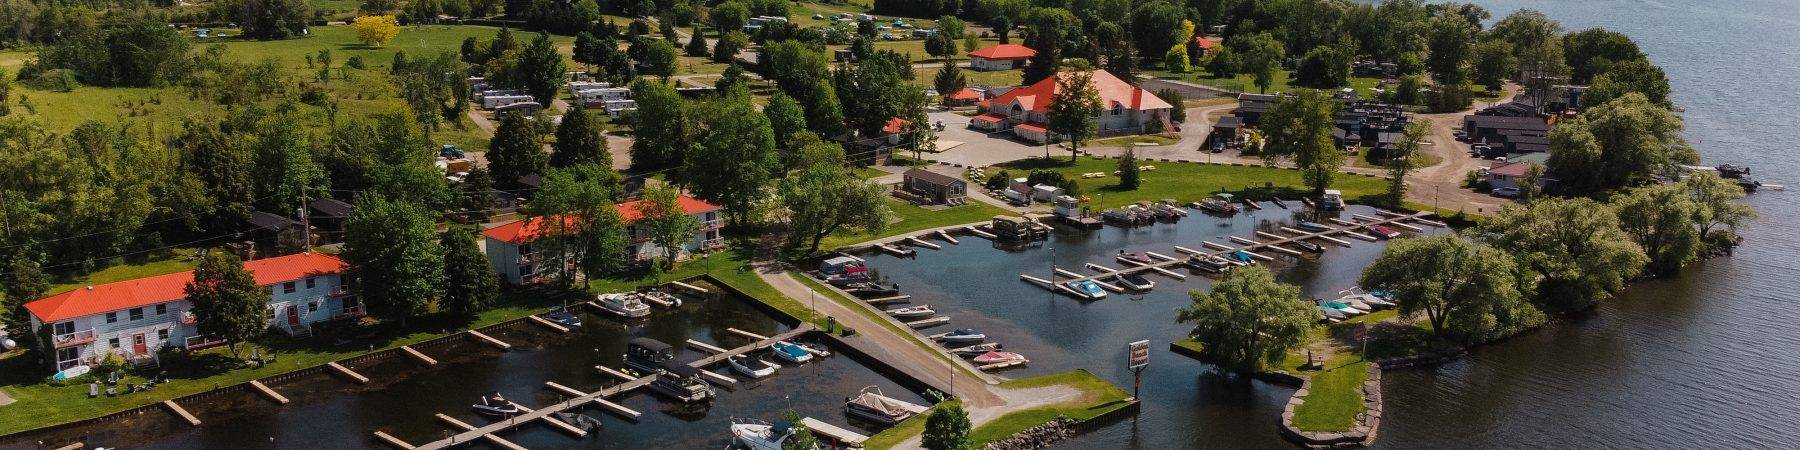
[902,168,968,205]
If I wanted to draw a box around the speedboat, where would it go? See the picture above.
[596,292,651,318]
[940,328,986,343]
[799,342,833,357]
[972,351,1028,365]
[473,392,520,417]
[1116,272,1155,291]
[1187,255,1233,273]
[1336,295,1376,311]
[1290,240,1325,253]
[1296,221,1332,232]
[948,342,1002,356]
[1321,301,1366,316]
[844,386,921,425]
[730,418,812,450]
[1065,280,1107,299]
[1316,304,1348,321]
[542,307,582,328]
[769,341,814,364]
[1368,225,1402,239]
[1228,250,1256,265]
[847,283,901,298]
[728,355,779,379]
[651,361,714,403]
[643,290,684,307]
[1193,197,1240,214]
[1116,252,1156,266]
[885,305,936,319]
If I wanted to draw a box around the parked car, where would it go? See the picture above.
[1492,186,1520,198]
[441,144,465,159]
[1453,130,1468,141]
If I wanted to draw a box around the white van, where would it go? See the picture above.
[1321,189,1345,210]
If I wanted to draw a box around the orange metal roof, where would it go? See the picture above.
[484,195,719,244]
[882,117,912,134]
[1194,36,1216,50]
[1014,122,1049,133]
[948,87,982,100]
[24,252,348,323]
[967,44,1037,60]
[982,69,1173,114]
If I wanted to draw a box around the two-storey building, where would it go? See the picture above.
[24,252,356,371]
[483,194,722,285]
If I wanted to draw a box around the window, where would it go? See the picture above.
[305,277,315,289]
[519,244,533,255]
[53,322,74,335]
[129,308,144,321]
[109,338,120,349]
[520,264,535,277]
[57,347,79,365]
[705,212,718,221]
[155,304,167,315]
[158,329,169,341]
[308,302,319,313]
[106,312,118,324]
[283,281,297,293]
[268,308,276,320]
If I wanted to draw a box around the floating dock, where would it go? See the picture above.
[668,280,711,294]
[435,413,528,450]
[906,236,942,250]
[249,380,289,404]
[402,375,658,450]
[686,339,730,354]
[964,225,998,240]
[801,417,870,447]
[936,229,960,244]
[373,431,415,449]
[863,294,912,304]
[507,401,590,437]
[327,362,369,384]
[906,317,951,328]
[466,330,513,350]
[545,381,642,419]
[978,359,1028,371]
[876,243,915,256]
[686,324,816,369]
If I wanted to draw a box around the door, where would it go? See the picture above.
[132,334,147,355]
[286,305,301,327]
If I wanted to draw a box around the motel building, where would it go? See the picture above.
[24,252,358,372]
[483,194,723,285]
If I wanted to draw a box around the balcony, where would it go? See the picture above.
[517,252,542,265]
[330,285,352,297]
[329,304,366,321]
[53,329,96,348]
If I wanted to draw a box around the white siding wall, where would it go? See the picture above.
[970,57,1019,71]
[485,237,526,285]
[40,274,351,370]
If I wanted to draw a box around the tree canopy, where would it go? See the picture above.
[1259,90,1343,194]
[184,250,271,358]
[1478,198,1647,312]
[1176,266,1316,372]
[343,195,445,326]
[1360,235,1542,343]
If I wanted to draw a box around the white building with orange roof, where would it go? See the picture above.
[967,44,1036,71]
[968,69,1174,143]
[482,194,722,285]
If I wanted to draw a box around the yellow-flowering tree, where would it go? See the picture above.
[352,15,400,47]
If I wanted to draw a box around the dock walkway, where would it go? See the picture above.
[406,375,656,450]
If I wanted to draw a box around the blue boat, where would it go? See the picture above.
[1296,221,1332,232]
[941,329,986,343]
[1064,280,1107,299]
[1228,250,1256,264]
[769,340,813,364]
[542,308,582,328]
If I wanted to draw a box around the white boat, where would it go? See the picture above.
[1115,272,1155,291]
[1064,280,1107,299]
[939,329,986,343]
[972,351,1028,365]
[643,290,684,307]
[728,355,779,379]
[730,418,814,450]
[473,392,520,417]
[1317,305,1348,321]
[52,365,90,381]
[596,293,651,318]
[844,386,921,425]
[799,342,833,357]
[1187,255,1233,273]
[769,341,814,364]
[948,342,1002,356]
[885,305,936,319]
[1336,295,1376,311]
[651,362,715,403]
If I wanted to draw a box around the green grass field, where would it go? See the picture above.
[1291,355,1369,431]
[1154,68,1383,99]
[862,369,1132,450]
[993,157,1389,209]
[43,249,200,296]
[818,198,1010,250]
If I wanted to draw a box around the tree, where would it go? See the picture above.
[713,31,750,64]
[1360,235,1543,342]
[685,27,710,56]
[994,16,1013,44]
[933,63,969,104]
[1045,72,1101,161]
[517,33,568,104]
[921,402,972,450]
[835,50,916,140]
[1615,183,1702,276]
[685,89,779,227]
[343,195,445,326]
[716,63,748,93]
[629,80,689,171]
[1384,120,1431,208]
[636,38,678,80]
[1517,164,1544,204]
[552,108,610,169]
[1157,89,1186,123]
[1488,10,1567,112]
[1545,93,1688,195]
[1425,12,1475,110]
[461,165,496,220]
[1259,90,1343,194]
[1163,44,1190,73]
[782,409,820,450]
[1295,44,1351,88]
[439,227,499,321]
[1584,58,1672,108]
[780,143,892,254]
[1469,39,1516,92]
[1118,149,1141,190]
[184,250,270,358]
[1021,8,1078,85]
[765,92,808,154]
[1479,198,1648,312]
[235,0,313,40]
[1563,28,1643,84]
[1206,46,1240,77]
[353,15,400,47]
[710,1,751,33]
[923,31,957,64]
[937,15,966,39]
[2,256,49,350]
[1681,172,1756,250]
[636,184,702,265]
[532,163,627,285]
[1175,266,1316,372]
[1238,33,1286,93]
[487,111,548,187]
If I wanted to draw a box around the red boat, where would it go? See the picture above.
[1367,225,1401,240]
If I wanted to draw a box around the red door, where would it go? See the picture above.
[132,334,147,355]
[286,306,301,327]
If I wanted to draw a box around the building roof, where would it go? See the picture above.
[309,198,353,218]
[1214,116,1243,128]
[983,70,1172,115]
[248,211,299,232]
[1193,36,1216,50]
[483,195,719,244]
[24,252,347,323]
[967,44,1037,60]
[1014,122,1049,133]
[1465,115,1549,131]
[882,117,911,134]
[1489,161,1540,177]
[904,168,964,187]
[947,87,982,101]
[972,113,1008,123]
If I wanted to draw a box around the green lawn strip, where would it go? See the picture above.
[969,370,1134,445]
[862,399,960,450]
[855,166,891,179]
[817,199,1010,250]
[44,249,200,296]
[1087,133,1181,147]
[787,273,978,380]
[992,156,1388,210]
[1292,355,1368,432]
[1153,69,1382,99]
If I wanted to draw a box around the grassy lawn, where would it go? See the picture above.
[864,399,959,449]
[969,370,1134,444]
[44,249,200,295]
[818,199,1010,250]
[1087,133,1181,147]
[1156,69,1383,99]
[992,156,1388,209]
[856,166,892,179]
[1292,355,1369,432]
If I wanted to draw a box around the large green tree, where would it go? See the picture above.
[1237,32,1286,93]
[343,195,445,326]
[184,250,271,358]
[765,92,808,156]
[685,88,778,227]
[552,108,611,169]
[439,227,499,321]
[1583,58,1671,108]
[1545,93,1689,195]
[1360,235,1543,342]
[1045,72,1101,161]
[517,33,568,104]
[1384,120,1432,208]
[1563,28,1642,84]
[487,111,548,188]
[1614,183,1703,276]
[779,141,892,254]
[636,183,703,265]
[1681,172,1756,250]
[1259,90,1343,194]
[629,80,689,171]
[2,256,49,350]
[1175,266,1316,372]
[1479,198,1648,312]
[921,402,972,450]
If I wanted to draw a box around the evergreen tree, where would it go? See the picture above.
[1118,149,1141,190]
[184,250,271,358]
[461,165,496,221]
[685,27,710,56]
[487,111,548,188]
[552,108,611,169]
[2,256,49,350]
[933,64,967,101]
[517,33,568,104]
[439,227,499,321]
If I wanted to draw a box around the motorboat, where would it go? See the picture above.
[846,282,901,298]
[948,342,1002,356]
[1115,272,1155,291]
[1157,199,1189,217]
[555,411,603,433]
[1116,252,1156,266]
[1227,250,1256,265]
[885,305,936,319]
[624,337,676,374]
[473,392,521,417]
[730,418,812,450]
[972,351,1028,365]
[799,342,833,357]
[769,341,814,364]
[1317,305,1347,321]
[1296,221,1333,233]
[1100,208,1139,225]
[940,329,986,343]
[596,292,651,318]
[1321,301,1366,316]
[542,307,582,328]
[1065,280,1107,299]
[643,290,684,307]
[1336,295,1376,311]
[1367,225,1402,239]
[1290,240,1326,253]
[825,272,871,286]
[651,361,715,403]
[1187,255,1233,273]
[1194,197,1240,214]
[1343,293,1394,309]
[728,355,779,379]
[844,386,922,425]
[1139,201,1180,221]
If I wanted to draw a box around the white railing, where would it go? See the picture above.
[53,329,96,348]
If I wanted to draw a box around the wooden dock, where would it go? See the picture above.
[1032,211,1442,288]
[906,236,942,250]
[669,280,711,294]
[936,229,960,244]
[640,293,676,308]
[687,339,730,354]
[435,413,528,450]
[400,345,438,366]
[905,316,951,328]
[162,400,201,426]
[529,315,571,333]
[467,330,512,350]
[801,417,870,447]
[964,225,998,240]
[876,243,914,256]
[327,362,369,384]
[249,380,289,404]
[545,381,643,420]
[863,294,912,304]
[408,375,657,450]
[508,401,590,437]
[595,365,636,381]
[686,323,816,369]
[373,431,415,449]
